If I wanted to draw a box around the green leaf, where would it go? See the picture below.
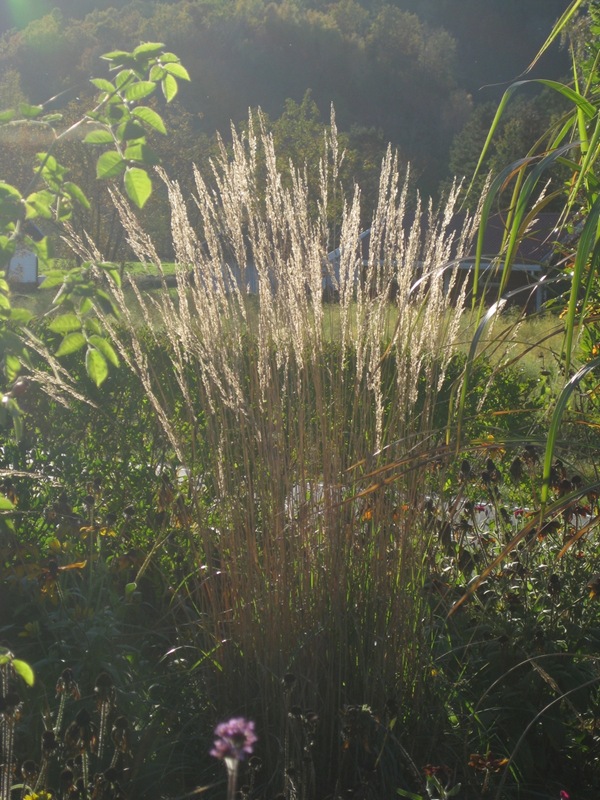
[79,297,93,315]
[162,74,178,102]
[124,143,159,165]
[90,78,115,93]
[125,581,137,596]
[0,109,16,123]
[86,346,108,387]
[396,790,422,800]
[96,262,122,288]
[0,493,15,510]
[56,332,87,357]
[96,151,126,180]
[84,318,102,336]
[133,42,165,58]
[132,106,166,134]
[38,271,66,290]
[41,113,63,124]
[164,62,190,81]
[101,50,131,61]
[89,335,119,368]
[149,65,166,81]
[115,69,136,90]
[123,81,156,102]
[0,182,22,201]
[64,182,90,210]
[48,313,82,335]
[30,236,49,265]
[5,354,21,383]
[115,120,146,142]
[83,129,114,145]
[25,190,54,219]
[124,167,152,209]
[159,52,180,64]
[12,659,35,687]
[18,102,43,119]
[36,152,59,172]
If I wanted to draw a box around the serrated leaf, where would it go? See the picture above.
[84,317,102,336]
[89,335,120,368]
[12,659,34,687]
[160,52,180,64]
[123,81,156,102]
[79,297,93,315]
[115,69,136,90]
[133,42,165,57]
[25,191,54,219]
[48,313,82,334]
[36,151,59,171]
[149,65,166,81]
[162,74,178,102]
[132,106,166,134]
[90,78,115,93]
[116,120,146,142]
[124,167,152,209]
[56,332,86,357]
[124,143,159,165]
[38,271,66,290]
[0,493,15,510]
[9,308,33,324]
[86,346,108,387]
[164,62,190,81]
[96,151,126,179]
[83,129,114,145]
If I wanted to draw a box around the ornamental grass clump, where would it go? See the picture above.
[68,111,482,793]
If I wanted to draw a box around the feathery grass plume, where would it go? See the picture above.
[82,113,480,793]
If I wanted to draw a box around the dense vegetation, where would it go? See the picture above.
[4,2,600,800]
[0,0,572,204]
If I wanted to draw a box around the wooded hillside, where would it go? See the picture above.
[0,0,571,199]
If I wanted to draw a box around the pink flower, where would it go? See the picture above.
[560,792,570,800]
[210,717,257,761]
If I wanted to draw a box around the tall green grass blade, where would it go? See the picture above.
[523,0,585,74]
[562,193,600,379]
[455,298,506,448]
[471,157,530,309]
[467,79,594,201]
[541,357,600,507]
[500,142,581,294]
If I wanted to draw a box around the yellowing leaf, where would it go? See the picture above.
[12,659,35,687]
